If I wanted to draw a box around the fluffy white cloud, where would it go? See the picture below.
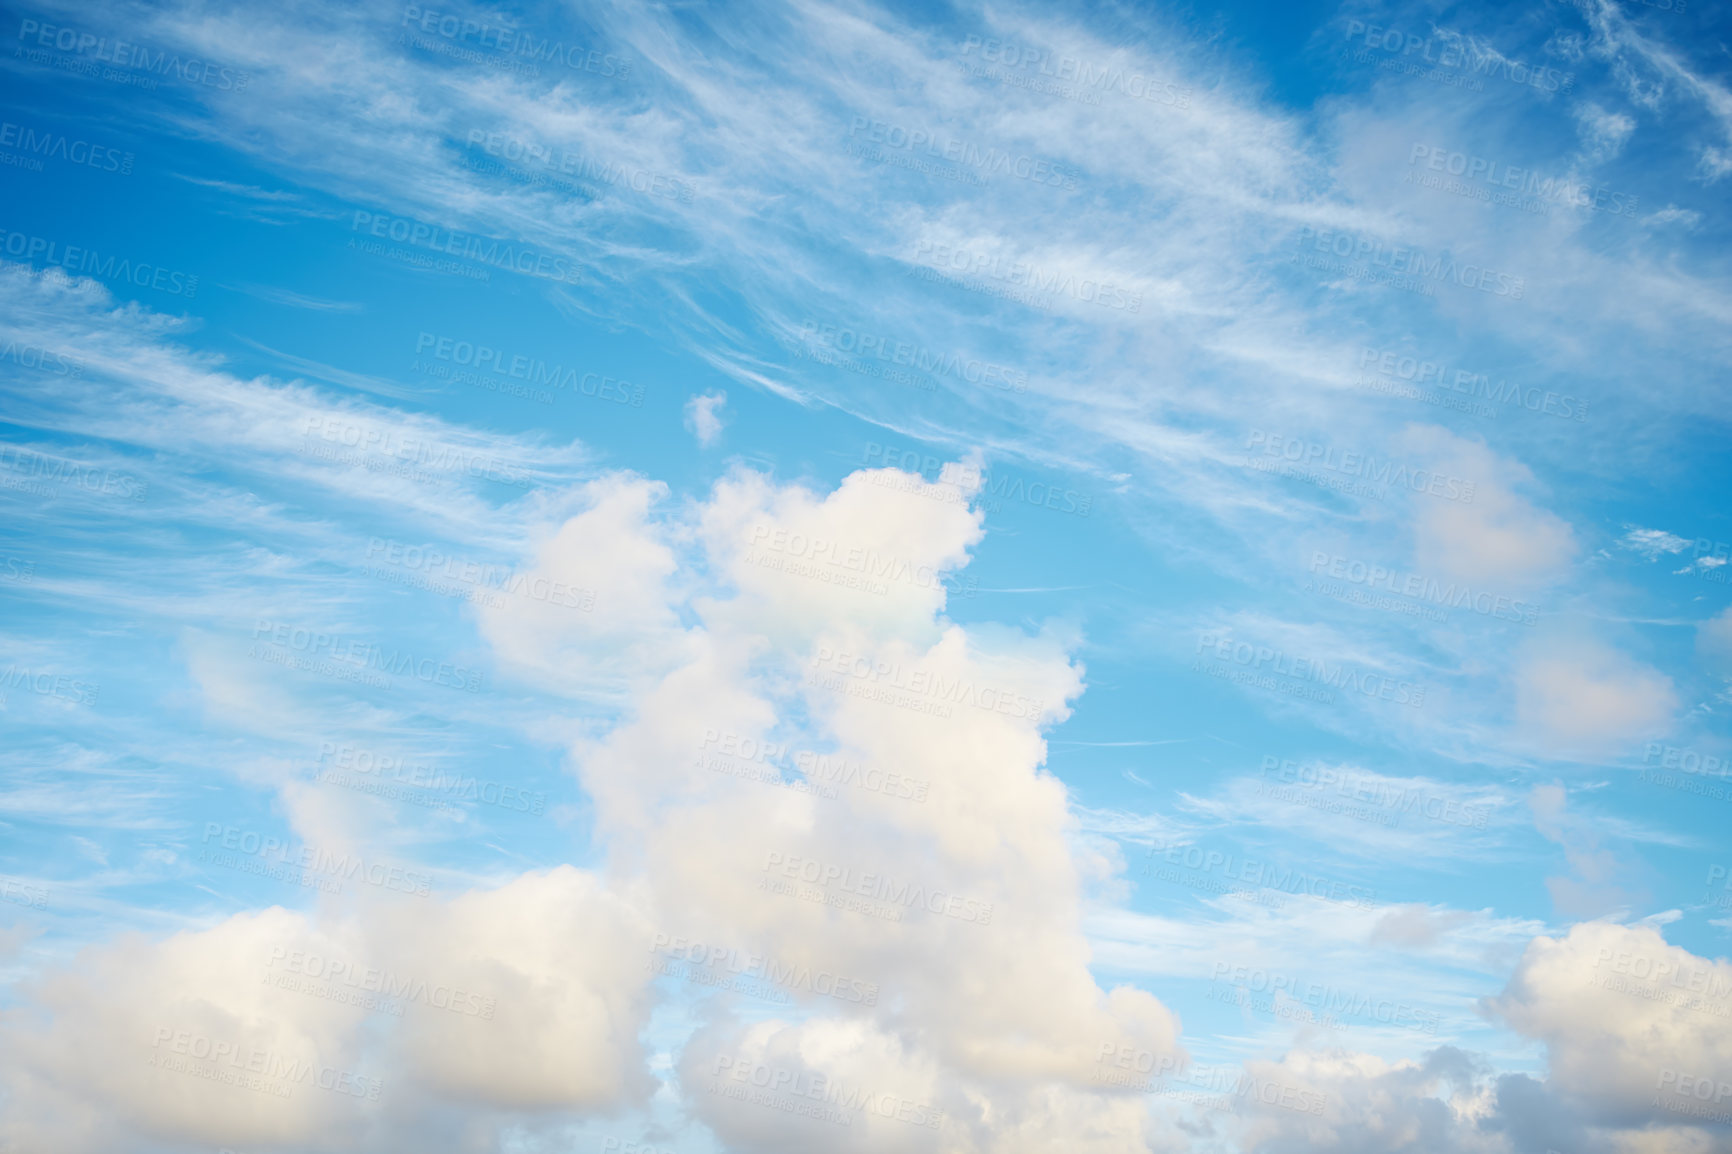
[563,460,1180,1141]
[1,908,359,1153]
[367,867,657,1108]
[1487,921,1732,1126]
[0,870,657,1153]
[3,457,1192,1151]
[475,474,691,696]
[1225,1047,1507,1154]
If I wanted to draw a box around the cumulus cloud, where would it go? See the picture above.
[0,872,657,1154]
[3,0,1726,1148]
[474,474,691,697]
[560,459,1179,1142]
[1225,1047,1506,1154]
[1486,921,1732,1129]
[0,457,1192,1151]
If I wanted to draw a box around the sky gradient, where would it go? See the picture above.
[1,0,1731,1151]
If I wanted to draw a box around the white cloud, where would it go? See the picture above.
[1487,921,1732,1121]
[1697,606,1732,664]
[1401,427,1577,588]
[474,474,691,699]
[1576,101,1637,162]
[684,391,728,446]
[1620,526,1693,560]
[554,458,1180,1139]
[1513,638,1677,752]
[1530,783,1643,918]
[0,872,657,1153]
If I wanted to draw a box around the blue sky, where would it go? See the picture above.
[2,0,1732,1151]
